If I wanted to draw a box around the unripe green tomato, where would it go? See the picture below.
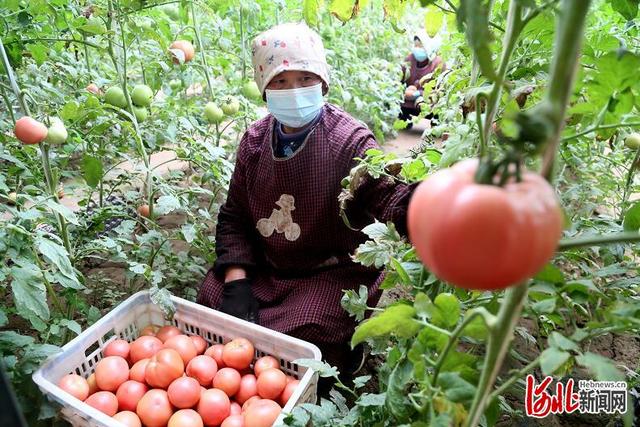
[104,87,127,108]
[221,97,240,116]
[242,81,262,100]
[131,84,153,107]
[7,192,17,205]
[169,79,182,90]
[161,4,180,19]
[46,120,68,144]
[624,133,640,150]
[204,102,224,124]
[134,106,149,123]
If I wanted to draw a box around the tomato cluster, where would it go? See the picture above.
[57,325,298,427]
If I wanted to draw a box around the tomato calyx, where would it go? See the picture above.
[474,151,523,187]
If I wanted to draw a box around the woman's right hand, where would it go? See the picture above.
[220,278,259,323]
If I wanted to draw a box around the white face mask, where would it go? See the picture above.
[265,84,324,129]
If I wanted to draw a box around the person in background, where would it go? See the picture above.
[197,22,416,389]
[400,31,446,127]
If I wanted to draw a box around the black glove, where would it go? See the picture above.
[219,278,259,323]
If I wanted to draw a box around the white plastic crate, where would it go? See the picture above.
[33,290,322,426]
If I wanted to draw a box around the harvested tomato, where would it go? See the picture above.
[186,355,218,386]
[241,395,261,412]
[14,117,48,145]
[279,380,299,406]
[87,373,98,395]
[136,389,173,427]
[129,358,150,383]
[104,339,131,360]
[165,334,198,365]
[139,324,160,336]
[221,414,245,427]
[167,376,201,409]
[168,409,204,427]
[190,335,208,355]
[205,344,226,368]
[229,401,242,415]
[58,374,89,401]
[407,159,563,290]
[113,411,142,427]
[235,374,258,405]
[116,380,148,412]
[222,338,254,370]
[130,336,163,363]
[95,356,129,392]
[243,399,281,427]
[85,391,119,416]
[256,368,286,400]
[213,367,242,397]
[145,348,184,389]
[156,325,182,343]
[253,356,279,377]
[197,388,230,426]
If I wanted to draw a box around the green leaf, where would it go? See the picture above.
[26,43,48,65]
[181,224,196,243]
[341,285,369,321]
[329,0,357,22]
[458,0,496,80]
[60,319,82,336]
[0,309,7,327]
[462,315,489,340]
[576,352,625,381]
[531,297,556,314]
[437,372,476,404]
[36,237,82,289]
[386,358,415,421]
[539,347,570,376]
[357,392,386,407]
[413,292,431,317]
[10,263,50,328]
[82,155,103,188]
[351,304,421,347]
[60,101,80,121]
[424,5,444,37]
[534,264,565,284]
[610,0,639,20]
[150,286,175,317]
[390,257,411,285]
[383,0,407,29]
[303,0,323,26]
[155,195,181,215]
[353,375,371,389]
[79,17,107,34]
[431,293,460,329]
[44,199,80,225]
[548,332,579,352]
[295,359,340,378]
[622,201,640,231]
[0,331,35,349]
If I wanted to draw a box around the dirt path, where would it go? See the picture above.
[382,119,430,155]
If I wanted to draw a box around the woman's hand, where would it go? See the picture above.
[225,266,247,282]
[220,278,259,323]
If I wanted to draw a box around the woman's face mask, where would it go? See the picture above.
[412,47,428,62]
[265,83,324,129]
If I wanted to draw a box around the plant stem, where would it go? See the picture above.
[562,122,640,142]
[239,5,246,80]
[0,35,30,115]
[465,283,528,427]
[0,82,15,124]
[4,37,102,50]
[558,231,640,250]
[488,357,540,402]
[190,0,215,101]
[541,0,591,179]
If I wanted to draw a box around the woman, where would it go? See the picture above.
[197,22,414,378]
[400,31,446,124]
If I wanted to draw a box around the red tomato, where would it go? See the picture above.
[221,414,245,427]
[58,374,89,401]
[205,344,226,368]
[285,375,297,384]
[256,368,286,400]
[87,373,98,395]
[407,159,563,290]
[165,334,198,365]
[136,389,173,427]
[197,388,230,426]
[253,356,280,377]
[167,376,201,409]
[86,83,102,96]
[234,374,257,405]
[156,325,182,343]
[213,367,241,397]
[169,40,196,64]
[14,116,48,145]
[116,380,148,412]
[242,396,261,412]
[243,399,281,427]
[145,348,184,389]
[222,338,254,370]
[186,355,218,386]
[104,339,131,361]
[85,391,119,416]
[130,336,163,364]
[229,402,242,416]
[190,335,208,355]
[139,324,160,336]
[95,356,129,392]
[279,380,299,406]
[168,409,204,427]
[129,358,149,383]
[113,411,142,427]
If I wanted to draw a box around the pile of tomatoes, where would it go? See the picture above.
[57,325,299,427]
